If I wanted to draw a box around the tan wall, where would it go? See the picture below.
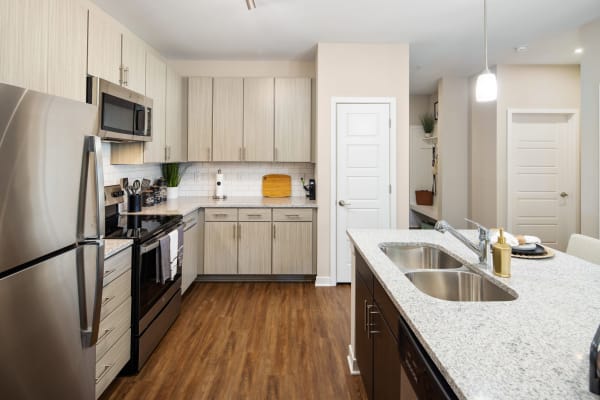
[495,64,581,226]
[168,59,315,78]
[409,95,431,125]
[316,43,410,281]
[580,18,600,237]
[469,75,497,227]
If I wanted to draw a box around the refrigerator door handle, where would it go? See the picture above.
[78,136,105,241]
[78,242,104,347]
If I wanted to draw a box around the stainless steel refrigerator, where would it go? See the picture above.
[0,83,104,400]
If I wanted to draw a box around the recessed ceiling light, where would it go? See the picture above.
[514,45,528,53]
[574,48,584,54]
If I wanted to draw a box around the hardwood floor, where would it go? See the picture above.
[101,282,367,400]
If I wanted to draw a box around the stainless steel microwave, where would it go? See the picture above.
[86,76,153,142]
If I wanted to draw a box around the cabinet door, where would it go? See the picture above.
[121,32,146,95]
[143,52,167,163]
[238,222,272,274]
[182,215,200,294]
[213,78,243,161]
[274,78,311,162]
[188,77,213,161]
[88,7,122,85]
[272,222,312,274]
[373,309,401,400]
[47,0,87,102]
[204,222,238,274]
[165,67,188,162]
[355,274,373,399]
[0,0,48,92]
[243,78,274,161]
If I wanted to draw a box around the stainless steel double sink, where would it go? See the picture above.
[379,243,517,302]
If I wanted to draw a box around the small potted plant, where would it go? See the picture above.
[162,163,188,200]
[420,113,435,137]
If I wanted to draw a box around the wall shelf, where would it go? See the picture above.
[422,136,437,144]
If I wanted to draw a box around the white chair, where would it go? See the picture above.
[566,234,600,265]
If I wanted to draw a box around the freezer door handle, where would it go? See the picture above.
[77,242,104,347]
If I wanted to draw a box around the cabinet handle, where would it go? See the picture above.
[363,300,368,333]
[274,148,278,161]
[273,224,276,239]
[285,214,300,218]
[95,363,114,384]
[124,67,129,86]
[367,306,380,337]
[102,295,115,307]
[243,147,246,161]
[165,146,169,161]
[238,223,241,239]
[233,224,236,239]
[207,148,211,161]
[103,268,116,277]
[97,327,114,343]
[247,214,262,217]
[119,65,124,85]
[239,148,242,161]
[214,213,228,217]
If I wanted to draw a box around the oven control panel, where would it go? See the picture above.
[104,185,125,207]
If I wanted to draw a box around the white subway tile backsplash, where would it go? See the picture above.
[102,143,315,197]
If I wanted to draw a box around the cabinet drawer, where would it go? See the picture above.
[183,210,199,230]
[374,278,400,341]
[239,208,272,221]
[103,247,132,286]
[100,269,131,321]
[355,252,373,295]
[96,297,131,361]
[273,208,312,222]
[95,329,131,399]
[205,208,238,221]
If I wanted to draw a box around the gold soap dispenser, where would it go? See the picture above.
[493,228,511,277]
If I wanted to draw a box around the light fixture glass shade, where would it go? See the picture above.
[475,71,497,102]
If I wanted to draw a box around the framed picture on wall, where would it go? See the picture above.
[434,101,439,121]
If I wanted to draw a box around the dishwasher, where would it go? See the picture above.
[398,316,458,399]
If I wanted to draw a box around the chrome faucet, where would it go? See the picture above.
[434,219,490,265]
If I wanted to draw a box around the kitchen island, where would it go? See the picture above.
[348,229,600,399]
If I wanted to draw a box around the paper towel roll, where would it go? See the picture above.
[215,171,224,198]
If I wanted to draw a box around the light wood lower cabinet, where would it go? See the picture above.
[238,222,272,274]
[182,211,200,293]
[204,221,238,274]
[203,208,314,276]
[272,221,313,274]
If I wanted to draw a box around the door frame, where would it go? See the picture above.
[331,97,397,283]
[506,108,580,240]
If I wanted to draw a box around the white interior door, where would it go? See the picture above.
[508,112,578,251]
[336,103,391,282]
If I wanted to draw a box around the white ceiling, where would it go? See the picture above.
[93,0,600,94]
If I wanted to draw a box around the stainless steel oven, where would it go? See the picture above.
[86,76,153,142]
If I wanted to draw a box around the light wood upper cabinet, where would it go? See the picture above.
[238,222,272,274]
[188,77,213,162]
[213,78,243,161]
[88,7,122,86]
[121,33,146,95]
[165,67,188,162]
[204,222,238,275]
[272,221,313,274]
[243,78,274,161]
[274,78,312,162]
[143,52,167,163]
[47,0,88,102]
[0,0,49,93]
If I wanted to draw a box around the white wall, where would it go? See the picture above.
[436,77,470,228]
[409,95,431,125]
[316,43,410,283]
[579,18,600,237]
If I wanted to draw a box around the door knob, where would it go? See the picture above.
[338,200,352,206]
[560,192,568,198]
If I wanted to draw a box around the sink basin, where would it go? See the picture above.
[379,243,463,270]
[405,270,517,302]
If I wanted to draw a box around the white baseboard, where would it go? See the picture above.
[346,344,360,375]
[315,275,336,287]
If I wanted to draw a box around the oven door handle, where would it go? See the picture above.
[140,223,184,255]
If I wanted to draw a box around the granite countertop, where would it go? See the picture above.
[347,229,600,400]
[125,196,317,216]
[104,239,133,259]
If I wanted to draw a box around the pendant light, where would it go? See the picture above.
[475,0,497,102]
[246,0,256,10]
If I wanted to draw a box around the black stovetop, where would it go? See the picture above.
[105,213,182,242]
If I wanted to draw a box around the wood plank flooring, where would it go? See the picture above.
[101,282,367,400]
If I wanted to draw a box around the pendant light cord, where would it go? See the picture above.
[484,0,489,72]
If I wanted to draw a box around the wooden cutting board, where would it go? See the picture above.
[262,174,292,198]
